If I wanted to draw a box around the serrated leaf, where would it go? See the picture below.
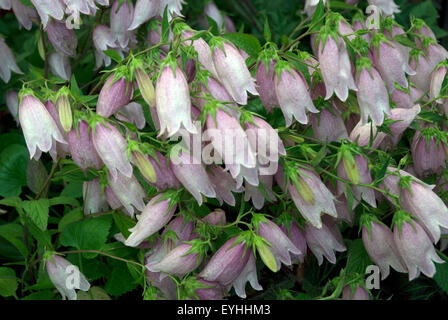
[0,268,18,297]
[345,239,372,275]
[77,286,111,300]
[22,199,50,232]
[59,215,113,259]
[104,261,139,297]
[161,6,170,43]
[58,207,83,232]
[0,144,29,197]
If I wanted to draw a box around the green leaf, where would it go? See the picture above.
[70,74,83,97]
[309,0,325,33]
[22,199,50,232]
[0,197,22,208]
[161,6,170,43]
[434,254,448,294]
[77,286,111,300]
[58,207,83,232]
[59,215,113,259]
[49,196,80,208]
[112,211,136,238]
[105,260,139,297]
[21,290,56,300]
[0,144,29,197]
[264,17,271,42]
[222,33,261,58]
[104,50,122,63]
[0,267,18,297]
[0,224,29,258]
[345,239,372,275]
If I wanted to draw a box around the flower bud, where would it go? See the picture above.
[337,155,377,209]
[125,193,176,247]
[46,254,90,300]
[132,150,157,183]
[146,150,180,190]
[97,75,133,118]
[135,68,156,107]
[430,63,447,104]
[349,121,386,149]
[56,93,72,133]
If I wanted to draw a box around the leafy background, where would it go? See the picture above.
[0,0,447,300]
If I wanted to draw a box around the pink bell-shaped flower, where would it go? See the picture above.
[125,193,176,247]
[304,217,347,265]
[0,38,23,83]
[212,41,258,105]
[92,122,133,181]
[356,57,390,126]
[362,217,407,280]
[31,0,64,28]
[46,254,90,300]
[156,58,197,137]
[274,62,318,126]
[107,171,146,218]
[45,20,78,57]
[67,120,103,172]
[19,94,67,161]
[393,214,444,280]
[287,165,337,228]
[318,35,357,102]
